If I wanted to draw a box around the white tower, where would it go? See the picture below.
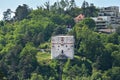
[51,35,74,59]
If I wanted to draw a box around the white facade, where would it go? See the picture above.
[91,16,111,29]
[99,6,119,16]
[98,6,119,24]
[51,35,74,59]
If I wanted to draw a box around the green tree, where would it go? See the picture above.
[107,33,119,44]
[91,71,103,80]
[65,7,82,17]
[64,64,81,80]
[3,9,12,21]
[60,0,67,10]
[63,14,75,27]
[0,45,22,80]
[18,42,38,79]
[0,21,4,26]
[89,3,98,17]
[105,67,120,80]
[0,70,6,80]
[112,51,120,67]
[105,43,119,53]
[15,4,31,20]
[80,18,96,29]
[81,0,89,17]
[75,26,104,61]
[44,1,50,11]
[30,73,44,80]
[49,77,55,80]
[50,14,64,25]
[81,1,98,17]
[43,23,56,41]
[116,26,120,35]
[53,26,67,35]
[69,0,76,9]
[95,51,112,71]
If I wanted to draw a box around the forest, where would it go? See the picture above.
[0,0,120,80]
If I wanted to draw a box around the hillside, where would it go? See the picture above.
[0,0,120,80]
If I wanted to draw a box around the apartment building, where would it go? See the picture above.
[98,6,119,24]
[91,16,111,29]
[92,6,120,29]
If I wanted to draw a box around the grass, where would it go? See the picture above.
[36,52,51,65]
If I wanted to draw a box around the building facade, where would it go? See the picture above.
[92,6,120,30]
[98,6,119,24]
[91,16,111,29]
[51,35,74,59]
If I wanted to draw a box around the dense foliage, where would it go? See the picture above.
[0,0,120,80]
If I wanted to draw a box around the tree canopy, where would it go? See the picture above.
[0,0,120,80]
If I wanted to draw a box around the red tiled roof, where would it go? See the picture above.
[74,14,85,23]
